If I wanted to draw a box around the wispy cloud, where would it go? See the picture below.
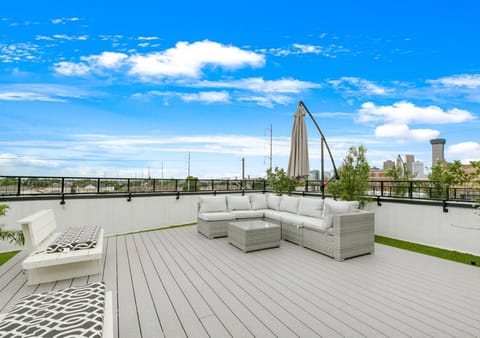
[194,77,320,93]
[237,94,293,108]
[330,77,391,96]
[52,34,89,41]
[428,74,480,88]
[51,17,80,24]
[143,90,231,104]
[265,43,349,58]
[138,36,159,41]
[0,83,92,102]
[0,42,40,63]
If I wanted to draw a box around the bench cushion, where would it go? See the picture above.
[267,195,282,211]
[198,196,227,213]
[46,225,100,253]
[0,282,106,338]
[263,209,285,221]
[322,199,359,227]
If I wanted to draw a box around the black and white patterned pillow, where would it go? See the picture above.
[0,282,106,338]
[46,225,100,253]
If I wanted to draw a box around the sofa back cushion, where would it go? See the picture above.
[322,199,359,227]
[267,194,282,211]
[198,196,227,213]
[297,197,324,218]
[250,195,268,210]
[227,195,251,211]
[279,196,299,214]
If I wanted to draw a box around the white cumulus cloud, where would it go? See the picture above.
[82,51,128,69]
[358,101,475,124]
[447,142,480,162]
[128,40,264,79]
[374,123,439,142]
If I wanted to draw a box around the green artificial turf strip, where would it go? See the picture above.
[110,222,196,237]
[375,235,479,267]
[0,250,20,267]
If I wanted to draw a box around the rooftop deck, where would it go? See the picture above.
[1,225,480,337]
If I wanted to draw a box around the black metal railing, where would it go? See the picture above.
[1,175,479,203]
[0,175,268,197]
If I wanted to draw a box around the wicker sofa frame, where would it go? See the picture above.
[197,195,375,261]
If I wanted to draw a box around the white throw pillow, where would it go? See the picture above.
[198,196,227,213]
[297,197,324,218]
[322,199,359,227]
[267,194,282,211]
[279,196,299,214]
[227,195,251,210]
[250,195,268,210]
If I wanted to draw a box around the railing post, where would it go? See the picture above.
[175,179,178,191]
[380,181,384,197]
[409,181,413,199]
[127,179,131,193]
[226,180,229,191]
[211,180,214,191]
[445,185,450,200]
[97,178,101,194]
[61,178,65,195]
[152,179,156,192]
[16,177,21,196]
[305,180,309,192]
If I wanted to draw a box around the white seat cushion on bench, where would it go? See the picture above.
[227,195,251,210]
[322,199,360,227]
[230,210,265,219]
[250,195,268,210]
[297,197,324,218]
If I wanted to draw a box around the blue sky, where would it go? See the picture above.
[1,0,479,179]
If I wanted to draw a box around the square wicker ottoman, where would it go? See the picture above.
[228,220,281,253]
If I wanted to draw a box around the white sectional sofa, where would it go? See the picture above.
[197,194,375,261]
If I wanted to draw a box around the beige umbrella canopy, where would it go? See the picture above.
[287,104,310,179]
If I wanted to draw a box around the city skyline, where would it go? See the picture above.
[1,1,480,179]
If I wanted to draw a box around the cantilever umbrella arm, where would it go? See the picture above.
[299,101,339,197]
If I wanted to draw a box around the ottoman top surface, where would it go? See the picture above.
[229,220,280,230]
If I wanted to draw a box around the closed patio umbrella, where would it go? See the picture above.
[287,104,310,179]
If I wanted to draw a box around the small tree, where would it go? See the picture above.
[0,205,24,246]
[266,167,296,195]
[386,165,415,197]
[326,145,370,204]
[429,160,469,198]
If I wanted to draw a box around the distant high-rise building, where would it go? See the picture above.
[414,160,425,178]
[430,138,446,166]
[405,154,414,174]
[383,160,395,170]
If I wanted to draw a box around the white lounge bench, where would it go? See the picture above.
[19,209,104,285]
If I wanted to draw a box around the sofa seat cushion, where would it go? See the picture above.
[303,221,333,234]
[280,214,321,227]
[267,194,282,210]
[302,217,330,230]
[198,212,236,221]
[322,199,360,227]
[198,196,228,213]
[263,209,285,221]
[227,195,252,211]
[298,197,324,218]
[230,210,265,219]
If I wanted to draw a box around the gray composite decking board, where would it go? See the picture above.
[175,231,320,338]
[102,236,119,338]
[353,247,480,307]
[116,235,142,338]
[2,225,480,338]
[152,231,256,338]
[125,235,165,338]
[164,229,299,338]
[259,247,426,338]
[185,231,359,338]
[162,229,277,338]
[134,233,188,338]
[178,228,344,338]
[274,242,469,337]
[292,245,480,336]
[140,231,210,338]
